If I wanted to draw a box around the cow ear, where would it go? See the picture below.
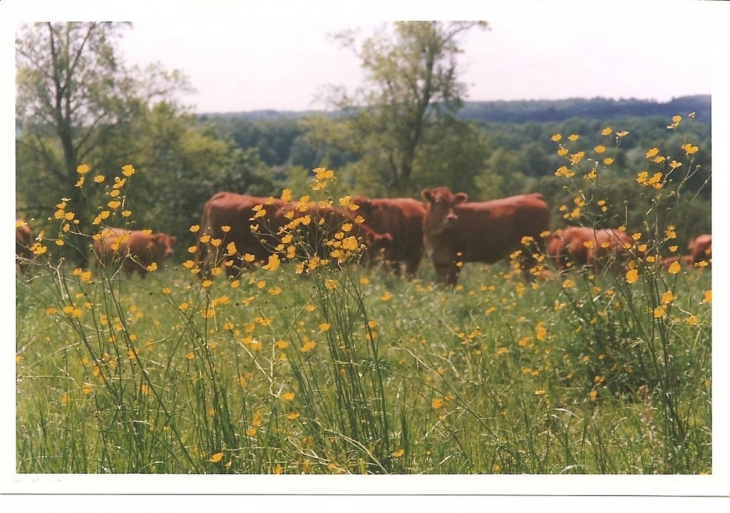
[422,190,434,203]
[454,193,468,205]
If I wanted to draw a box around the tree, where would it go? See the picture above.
[303,21,488,195]
[16,22,190,265]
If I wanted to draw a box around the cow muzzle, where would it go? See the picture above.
[443,214,458,228]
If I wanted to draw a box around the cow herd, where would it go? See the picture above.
[15,187,712,285]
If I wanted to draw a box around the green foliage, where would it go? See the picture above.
[15,22,191,265]
[304,21,488,195]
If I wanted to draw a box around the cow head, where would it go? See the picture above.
[422,187,467,232]
[351,197,373,217]
[363,230,394,263]
[150,233,176,259]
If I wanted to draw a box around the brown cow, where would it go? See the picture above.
[197,192,393,277]
[421,187,551,285]
[548,226,633,272]
[93,228,176,278]
[197,193,288,275]
[688,234,712,266]
[351,197,426,279]
[16,219,33,275]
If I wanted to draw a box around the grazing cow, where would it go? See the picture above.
[421,187,551,285]
[688,234,712,266]
[548,226,633,272]
[196,192,393,277]
[16,219,33,275]
[93,228,176,278]
[351,197,426,279]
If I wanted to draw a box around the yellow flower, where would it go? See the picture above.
[534,389,546,396]
[108,200,121,209]
[661,291,674,304]
[391,449,405,458]
[603,157,614,165]
[282,392,295,401]
[381,291,392,301]
[616,130,629,138]
[243,253,256,263]
[77,164,91,174]
[281,188,292,202]
[626,269,639,284]
[262,254,280,271]
[300,341,316,353]
[702,290,712,304]
[551,134,562,142]
[653,306,665,318]
[314,168,335,180]
[287,412,300,420]
[569,151,585,164]
[146,262,157,272]
[601,127,612,136]
[568,134,579,142]
[319,323,331,332]
[94,175,105,183]
[431,398,444,409]
[209,452,224,463]
[121,165,136,177]
[535,322,547,341]
[668,261,681,274]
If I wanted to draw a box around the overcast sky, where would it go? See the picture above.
[2,0,726,114]
[115,2,718,113]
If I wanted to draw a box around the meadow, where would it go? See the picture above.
[15,122,712,475]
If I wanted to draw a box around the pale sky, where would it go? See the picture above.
[2,0,724,113]
[115,1,718,113]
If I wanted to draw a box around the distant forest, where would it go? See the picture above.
[201,95,711,124]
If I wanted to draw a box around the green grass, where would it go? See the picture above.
[15,255,712,474]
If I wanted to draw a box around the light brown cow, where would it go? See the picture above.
[351,197,426,279]
[196,192,393,277]
[16,219,33,275]
[548,226,633,272]
[688,234,712,266]
[421,187,551,285]
[93,228,176,278]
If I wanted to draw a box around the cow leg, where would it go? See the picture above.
[404,258,420,280]
[433,263,451,285]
